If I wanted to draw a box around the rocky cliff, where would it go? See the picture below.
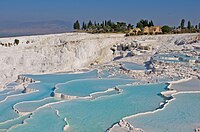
[0,33,199,84]
[0,33,124,84]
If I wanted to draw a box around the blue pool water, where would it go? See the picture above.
[122,62,146,70]
[0,90,23,102]
[0,114,31,130]
[9,108,66,132]
[153,53,200,64]
[1,69,199,132]
[11,83,168,132]
[0,89,13,95]
[0,71,98,123]
[55,78,134,97]
[14,98,58,113]
[23,70,98,84]
[126,93,200,132]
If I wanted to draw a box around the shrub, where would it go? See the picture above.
[14,39,20,45]
[161,26,171,33]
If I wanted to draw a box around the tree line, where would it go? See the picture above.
[136,19,154,29]
[73,19,200,34]
[180,19,200,30]
[74,20,134,33]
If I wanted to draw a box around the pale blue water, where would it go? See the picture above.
[11,83,168,132]
[122,62,146,70]
[0,71,98,123]
[126,93,200,132]
[6,82,18,88]
[1,69,199,132]
[98,70,112,78]
[170,78,200,92]
[0,89,13,95]
[8,108,66,132]
[0,114,31,130]
[0,90,23,102]
[111,73,133,79]
[55,78,134,97]
[153,53,200,64]
[23,70,98,84]
[14,98,58,113]
[91,90,119,99]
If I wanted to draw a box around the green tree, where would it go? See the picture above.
[115,22,121,32]
[187,21,191,29]
[14,39,20,45]
[107,20,112,27]
[94,21,97,27]
[101,21,105,28]
[149,20,154,27]
[180,19,185,29]
[136,19,149,29]
[87,20,93,29]
[105,20,107,26]
[161,25,171,33]
[73,20,80,30]
[127,24,133,29]
[143,19,149,27]
[82,22,86,30]
[136,22,143,30]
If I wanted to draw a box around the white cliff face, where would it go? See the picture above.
[0,33,124,84]
[0,32,199,84]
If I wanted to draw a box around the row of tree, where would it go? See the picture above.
[73,19,200,34]
[74,19,155,31]
[136,19,154,29]
[74,20,134,33]
[180,19,200,30]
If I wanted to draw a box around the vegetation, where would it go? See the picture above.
[73,19,200,35]
[14,39,19,45]
[73,20,133,33]
[187,21,191,29]
[180,19,185,29]
[161,26,171,33]
[73,20,80,30]
[136,19,154,30]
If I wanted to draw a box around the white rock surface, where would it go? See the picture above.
[0,33,124,84]
[0,33,199,85]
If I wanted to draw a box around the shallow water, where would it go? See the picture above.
[171,78,200,92]
[122,62,146,70]
[13,83,168,132]
[0,70,98,125]
[8,108,66,132]
[1,68,199,132]
[126,93,200,132]
[55,78,134,97]
[0,114,31,130]
[0,90,23,102]
[14,98,58,113]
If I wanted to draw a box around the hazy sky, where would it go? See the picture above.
[0,0,200,36]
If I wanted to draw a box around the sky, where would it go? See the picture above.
[0,0,200,36]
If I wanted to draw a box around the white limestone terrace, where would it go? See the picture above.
[0,33,123,85]
[0,32,199,86]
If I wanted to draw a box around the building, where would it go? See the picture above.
[126,28,141,36]
[143,26,162,35]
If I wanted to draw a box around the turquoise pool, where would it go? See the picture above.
[10,83,168,132]
[1,68,199,132]
[126,93,200,132]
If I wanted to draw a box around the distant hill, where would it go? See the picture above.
[0,20,72,38]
